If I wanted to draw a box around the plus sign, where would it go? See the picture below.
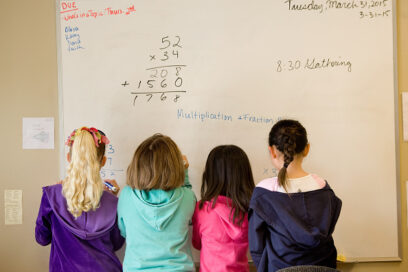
[121,81,129,87]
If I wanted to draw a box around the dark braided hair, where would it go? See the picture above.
[269,120,308,191]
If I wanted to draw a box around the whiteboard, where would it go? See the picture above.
[57,0,399,261]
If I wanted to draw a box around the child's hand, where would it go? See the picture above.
[182,155,189,169]
[104,179,120,196]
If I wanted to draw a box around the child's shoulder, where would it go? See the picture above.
[178,186,196,204]
[256,177,279,192]
[195,199,212,211]
[195,196,232,213]
[118,185,133,198]
[43,183,62,190]
[118,186,136,206]
[41,183,62,198]
[310,174,327,188]
[121,185,132,192]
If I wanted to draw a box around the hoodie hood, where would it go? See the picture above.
[44,184,118,240]
[250,184,342,249]
[130,188,185,231]
[207,196,248,241]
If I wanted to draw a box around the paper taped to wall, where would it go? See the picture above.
[22,117,54,149]
[4,190,23,225]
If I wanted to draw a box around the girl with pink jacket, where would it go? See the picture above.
[192,145,255,272]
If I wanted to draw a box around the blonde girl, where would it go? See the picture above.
[35,127,124,272]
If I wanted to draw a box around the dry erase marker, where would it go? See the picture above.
[104,181,118,192]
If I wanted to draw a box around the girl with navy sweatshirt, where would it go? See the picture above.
[249,119,342,271]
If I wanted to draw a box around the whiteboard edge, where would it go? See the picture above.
[337,257,402,263]
[56,0,65,180]
[392,0,402,260]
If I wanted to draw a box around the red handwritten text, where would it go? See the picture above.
[62,5,136,21]
[60,1,78,14]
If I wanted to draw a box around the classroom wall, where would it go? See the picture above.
[0,0,60,270]
[0,1,406,272]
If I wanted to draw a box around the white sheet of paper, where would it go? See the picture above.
[22,117,54,149]
[402,93,408,141]
[4,190,23,225]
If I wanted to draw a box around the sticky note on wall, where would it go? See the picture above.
[4,190,23,225]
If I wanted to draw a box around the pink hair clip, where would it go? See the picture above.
[65,127,110,147]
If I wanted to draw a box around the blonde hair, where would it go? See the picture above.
[62,130,105,218]
[127,134,184,191]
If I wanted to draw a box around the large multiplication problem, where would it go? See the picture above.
[285,0,391,19]
[121,35,187,105]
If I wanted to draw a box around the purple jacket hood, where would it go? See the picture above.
[43,184,118,240]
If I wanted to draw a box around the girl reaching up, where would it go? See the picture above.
[35,127,124,272]
[118,133,196,271]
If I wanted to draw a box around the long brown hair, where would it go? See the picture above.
[269,119,308,191]
[199,145,255,226]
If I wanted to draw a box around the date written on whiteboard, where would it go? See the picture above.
[276,57,352,73]
[121,35,187,105]
[284,0,391,20]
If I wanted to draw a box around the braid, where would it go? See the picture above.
[269,120,308,192]
[276,131,297,190]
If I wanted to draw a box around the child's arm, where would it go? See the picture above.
[110,217,125,251]
[35,189,53,246]
[248,208,266,268]
[183,169,192,189]
[182,155,192,189]
[191,203,202,250]
[117,188,127,238]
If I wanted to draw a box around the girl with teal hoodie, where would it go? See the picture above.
[118,134,196,271]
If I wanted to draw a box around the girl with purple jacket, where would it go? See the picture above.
[35,127,124,272]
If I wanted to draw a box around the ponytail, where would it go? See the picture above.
[62,130,104,218]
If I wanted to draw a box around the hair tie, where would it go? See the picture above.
[65,127,110,147]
